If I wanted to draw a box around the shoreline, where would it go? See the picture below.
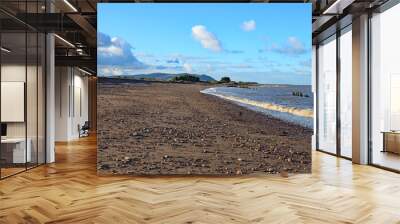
[201,87,313,129]
[97,81,312,175]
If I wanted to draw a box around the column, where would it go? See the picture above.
[352,14,369,164]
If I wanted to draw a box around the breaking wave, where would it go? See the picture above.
[201,87,313,129]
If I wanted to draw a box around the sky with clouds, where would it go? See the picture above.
[98,3,311,85]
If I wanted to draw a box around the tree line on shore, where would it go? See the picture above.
[107,73,258,87]
[172,74,257,87]
[173,75,232,83]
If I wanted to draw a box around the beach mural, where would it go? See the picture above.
[97,3,312,175]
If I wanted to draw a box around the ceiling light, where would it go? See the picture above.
[76,48,85,55]
[323,0,341,14]
[1,47,11,53]
[54,34,75,48]
[322,0,355,15]
[78,67,92,76]
[63,0,78,12]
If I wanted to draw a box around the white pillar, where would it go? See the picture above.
[352,14,369,164]
[46,32,55,163]
[312,45,317,151]
[55,67,73,141]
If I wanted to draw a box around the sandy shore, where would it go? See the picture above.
[97,79,312,175]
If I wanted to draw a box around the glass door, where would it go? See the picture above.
[339,26,352,158]
[317,35,337,154]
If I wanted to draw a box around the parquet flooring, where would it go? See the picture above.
[0,135,400,223]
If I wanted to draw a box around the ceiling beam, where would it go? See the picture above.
[67,13,97,37]
[322,0,355,14]
[55,55,96,72]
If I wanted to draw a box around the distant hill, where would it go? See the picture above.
[128,73,216,82]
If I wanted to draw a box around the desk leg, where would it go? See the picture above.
[382,133,386,153]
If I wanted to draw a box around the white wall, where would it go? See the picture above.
[1,63,46,164]
[1,65,26,138]
[55,67,89,141]
[71,73,89,138]
[1,65,41,138]
[55,66,70,141]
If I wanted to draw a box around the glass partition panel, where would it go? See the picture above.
[0,32,3,178]
[38,32,45,165]
[1,31,27,177]
[0,1,46,179]
[371,3,400,171]
[0,16,2,178]
[27,31,38,169]
[339,27,352,158]
[317,35,337,154]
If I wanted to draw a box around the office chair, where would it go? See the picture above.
[79,121,90,138]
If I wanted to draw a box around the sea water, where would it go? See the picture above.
[201,85,313,129]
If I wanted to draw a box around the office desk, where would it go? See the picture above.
[382,131,400,154]
[1,138,31,163]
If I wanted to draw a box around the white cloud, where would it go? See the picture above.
[191,25,222,52]
[99,67,124,77]
[241,20,256,32]
[98,45,123,57]
[259,36,307,56]
[287,37,305,51]
[97,32,146,68]
[183,63,193,73]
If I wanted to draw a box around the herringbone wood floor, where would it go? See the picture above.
[1,135,400,224]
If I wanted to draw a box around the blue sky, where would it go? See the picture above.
[98,3,311,85]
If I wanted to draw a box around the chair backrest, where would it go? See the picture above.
[82,121,90,129]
